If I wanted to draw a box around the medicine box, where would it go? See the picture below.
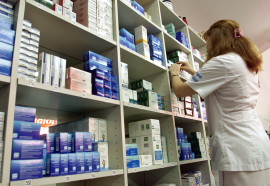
[63,7,70,19]
[72,132,84,152]
[126,144,138,156]
[134,25,148,44]
[55,133,68,153]
[10,159,43,181]
[139,154,152,167]
[119,28,134,44]
[59,58,66,88]
[83,132,93,152]
[66,78,92,94]
[73,117,99,142]
[136,42,150,59]
[0,60,11,76]
[50,55,60,87]
[14,106,36,122]
[60,154,68,175]
[52,4,62,15]
[12,139,44,160]
[92,152,100,172]
[120,62,129,86]
[93,142,109,171]
[40,133,55,154]
[68,153,77,174]
[136,79,152,91]
[0,112,5,122]
[122,87,129,103]
[98,119,107,142]
[91,68,111,82]
[133,90,138,104]
[148,34,161,47]
[126,155,140,168]
[129,119,161,137]
[0,27,15,45]
[59,0,70,9]
[83,51,112,68]
[42,143,47,176]
[76,152,85,174]
[46,153,60,176]
[13,121,41,140]
[68,133,72,152]
[66,67,91,82]
[84,152,93,173]
[38,52,51,85]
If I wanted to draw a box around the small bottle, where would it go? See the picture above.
[183,17,188,25]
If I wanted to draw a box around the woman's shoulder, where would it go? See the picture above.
[211,52,245,68]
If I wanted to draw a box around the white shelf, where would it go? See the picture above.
[10,169,124,186]
[119,0,161,34]
[0,74,10,88]
[174,115,202,123]
[159,1,186,29]
[180,158,208,165]
[120,46,166,79]
[128,162,178,174]
[188,27,206,49]
[16,78,120,113]
[193,53,205,64]
[163,32,191,54]
[124,102,172,121]
[25,0,117,60]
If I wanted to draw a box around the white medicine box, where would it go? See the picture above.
[128,119,161,137]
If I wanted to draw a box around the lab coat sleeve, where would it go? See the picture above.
[186,57,228,99]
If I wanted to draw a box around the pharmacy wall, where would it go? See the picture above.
[257,48,270,131]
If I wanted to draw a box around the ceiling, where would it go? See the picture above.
[171,0,270,52]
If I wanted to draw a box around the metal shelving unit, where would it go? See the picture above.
[0,0,213,185]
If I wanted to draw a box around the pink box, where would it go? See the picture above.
[65,78,92,94]
[66,67,91,82]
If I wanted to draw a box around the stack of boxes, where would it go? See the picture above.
[164,23,176,38]
[50,117,109,171]
[119,28,136,52]
[65,67,92,94]
[52,0,76,23]
[190,132,207,159]
[74,0,113,39]
[18,20,40,80]
[157,94,165,110]
[127,119,163,165]
[83,51,119,100]
[11,106,44,181]
[182,171,206,186]
[176,31,189,49]
[176,127,195,161]
[134,26,150,60]
[184,96,193,117]
[148,34,163,66]
[171,93,184,116]
[0,0,14,76]
[38,52,66,88]
[0,112,5,181]
[125,143,140,168]
[162,0,173,11]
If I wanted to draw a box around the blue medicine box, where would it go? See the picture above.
[104,79,111,90]
[14,106,36,122]
[0,58,11,76]
[176,128,184,139]
[10,160,43,181]
[60,154,68,175]
[104,87,112,99]
[0,41,13,61]
[55,133,68,154]
[126,41,136,52]
[91,69,111,81]
[126,144,138,156]
[0,27,14,45]
[13,121,41,140]
[119,28,134,44]
[84,152,93,173]
[112,91,119,100]
[111,75,118,84]
[119,35,127,47]
[148,34,161,47]
[83,51,112,68]
[126,156,140,168]
[83,60,112,73]
[12,139,44,160]
[68,153,77,175]
[131,1,144,15]
[40,133,55,154]
[150,45,163,59]
[0,13,13,30]
[68,133,72,153]
[76,152,85,174]
[111,82,119,93]
[46,153,60,176]
[92,152,100,172]
[42,143,47,176]
[83,132,93,152]
[72,132,84,152]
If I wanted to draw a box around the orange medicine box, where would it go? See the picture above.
[66,67,91,82]
[65,78,91,94]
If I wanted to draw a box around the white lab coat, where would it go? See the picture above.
[186,52,270,171]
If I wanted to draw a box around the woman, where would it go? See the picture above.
[169,20,270,186]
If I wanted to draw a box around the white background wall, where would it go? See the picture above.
[257,48,270,131]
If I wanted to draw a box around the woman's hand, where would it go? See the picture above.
[176,61,196,75]
[169,63,181,75]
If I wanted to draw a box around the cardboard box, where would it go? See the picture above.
[68,153,77,174]
[134,25,148,44]
[65,78,92,94]
[13,121,41,140]
[84,152,93,173]
[126,144,138,156]
[12,140,44,160]
[50,55,60,87]
[139,154,152,167]
[72,132,84,152]
[76,152,85,174]
[38,52,51,85]
[59,58,66,88]
[14,106,36,122]
[46,153,60,176]
[60,154,68,175]
[129,119,160,137]
[93,142,109,171]
[66,67,91,82]
[55,133,68,153]
[10,160,43,181]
